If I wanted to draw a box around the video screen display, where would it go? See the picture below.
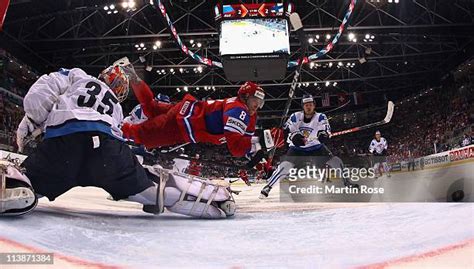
[219,18,290,56]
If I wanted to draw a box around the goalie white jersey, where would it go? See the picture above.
[285,111,331,151]
[369,138,388,155]
[23,68,124,139]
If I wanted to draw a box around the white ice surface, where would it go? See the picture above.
[1,187,473,269]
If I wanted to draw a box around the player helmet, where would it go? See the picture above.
[375,131,381,136]
[99,64,130,103]
[301,94,315,106]
[238,81,265,109]
[155,93,171,103]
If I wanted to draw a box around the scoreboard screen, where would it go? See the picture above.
[215,2,293,81]
[224,3,283,18]
[219,18,290,56]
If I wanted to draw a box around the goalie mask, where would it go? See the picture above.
[99,64,130,103]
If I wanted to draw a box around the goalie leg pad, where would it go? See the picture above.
[163,172,235,218]
[125,164,167,215]
[0,160,38,216]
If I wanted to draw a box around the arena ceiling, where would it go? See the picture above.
[1,0,473,125]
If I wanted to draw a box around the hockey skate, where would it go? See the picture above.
[0,160,38,216]
[342,177,360,189]
[259,185,272,199]
[142,165,168,215]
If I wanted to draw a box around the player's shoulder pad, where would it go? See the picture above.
[58,68,70,76]
[290,112,299,123]
[224,107,250,123]
[318,113,328,122]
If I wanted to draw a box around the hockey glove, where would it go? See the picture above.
[121,123,142,144]
[121,63,141,84]
[317,130,330,144]
[16,116,39,153]
[289,132,305,147]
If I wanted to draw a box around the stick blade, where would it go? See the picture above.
[383,101,395,123]
[289,13,303,31]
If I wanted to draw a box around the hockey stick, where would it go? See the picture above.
[267,13,308,162]
[159,142,190,154]
[331,101,395,137]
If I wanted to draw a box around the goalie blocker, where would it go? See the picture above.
[0,160,38,216]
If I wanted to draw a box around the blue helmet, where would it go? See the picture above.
[155,93,170,103]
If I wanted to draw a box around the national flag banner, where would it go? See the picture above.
[322,93,330,107]
[337,93,348,105]
[0,0,10,31]
[353,92,363,105]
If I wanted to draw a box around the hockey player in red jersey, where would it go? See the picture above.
[187,154,202,176]
[121,72,266,158]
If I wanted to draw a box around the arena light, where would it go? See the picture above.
[333,82,338,86]
[326,34,331,40]
[348,32,355,41]
[197,66,203,73]
[328,62,333,68]
[179,68,184,73]
[308,38,314,44]
[197,42,202,48]
[325,81,330,87]
[121,0,136,12]
[109,4,115,10]
[363,34,375,42]
[184,86,189,92]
